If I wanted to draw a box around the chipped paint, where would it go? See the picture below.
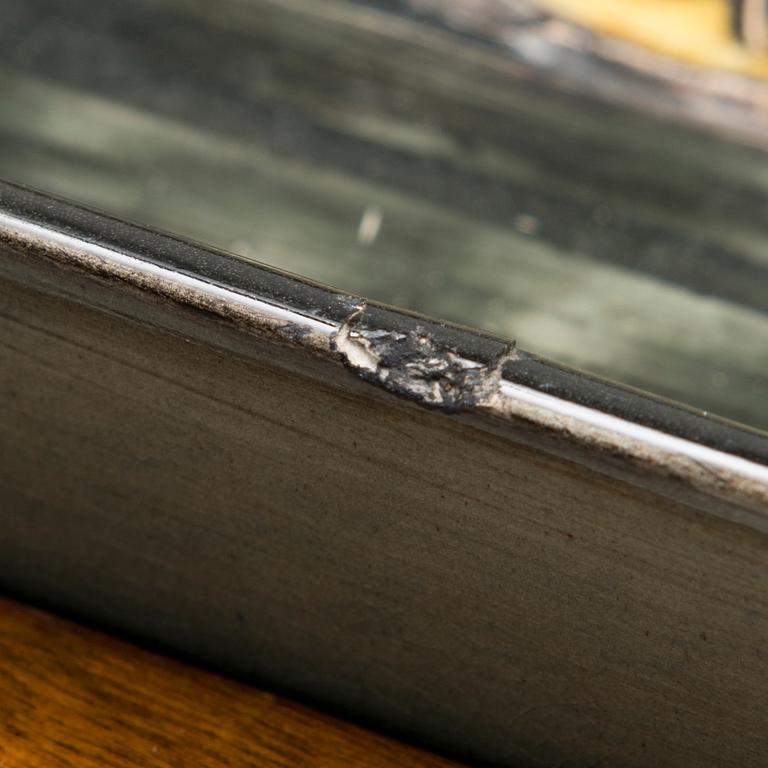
[333,305,515,412]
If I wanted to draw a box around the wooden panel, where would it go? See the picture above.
[1,261,767,768]
[0,596,460,767]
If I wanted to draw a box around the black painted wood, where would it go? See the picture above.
[1,182,768,767]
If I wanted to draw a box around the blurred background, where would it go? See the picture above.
[1,0,767,429]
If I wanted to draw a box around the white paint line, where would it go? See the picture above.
[500,379,768,486]
[0,211,336,338]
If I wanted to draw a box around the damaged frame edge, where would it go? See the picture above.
[1,180,767,530]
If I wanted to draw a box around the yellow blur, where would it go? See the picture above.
[538,0,768,77]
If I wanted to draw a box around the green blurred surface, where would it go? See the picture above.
[1,0,766,429]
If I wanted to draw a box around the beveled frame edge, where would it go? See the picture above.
[1,179,766,529]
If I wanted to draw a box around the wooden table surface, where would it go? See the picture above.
[0,596,461,767]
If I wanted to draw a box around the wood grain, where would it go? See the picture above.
[0,596,460,768]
